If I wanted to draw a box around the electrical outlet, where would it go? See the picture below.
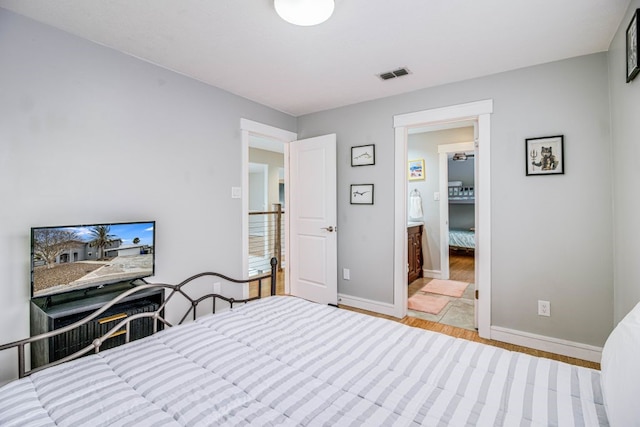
[343,268,350,280]
[538,300,551,317]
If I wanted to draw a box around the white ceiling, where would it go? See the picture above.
[0,0,630,116]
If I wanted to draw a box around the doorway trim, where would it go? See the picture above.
[393,99,493,339]
[240,119,297,294]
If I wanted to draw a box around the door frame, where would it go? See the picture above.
[240,119,297,295]
[393,100,493,339]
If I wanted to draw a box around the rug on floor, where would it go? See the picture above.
[407,294,449,315]
[420,279,469,298]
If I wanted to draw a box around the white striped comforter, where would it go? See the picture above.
[0,296,607,426]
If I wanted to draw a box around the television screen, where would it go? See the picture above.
[31,221,155,299]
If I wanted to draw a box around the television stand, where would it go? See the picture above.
[30,282,164,369]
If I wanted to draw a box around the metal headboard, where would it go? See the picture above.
[0,258,278,379]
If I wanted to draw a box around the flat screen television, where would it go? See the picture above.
[31,221,155,299]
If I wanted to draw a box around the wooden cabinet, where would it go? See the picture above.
[408,224,423,283]
[30,283,164,369]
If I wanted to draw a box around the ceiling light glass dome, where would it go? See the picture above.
[274,0,335,26]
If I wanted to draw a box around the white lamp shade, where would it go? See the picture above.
[274,0,335,26]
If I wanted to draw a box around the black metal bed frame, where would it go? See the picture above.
[0,258,278,379]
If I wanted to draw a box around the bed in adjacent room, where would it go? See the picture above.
[449,228,475,252]
[1,267,639,425]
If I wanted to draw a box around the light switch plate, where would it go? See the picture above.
[231,187,241,198]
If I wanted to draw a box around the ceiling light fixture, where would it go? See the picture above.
[274,0,335,26]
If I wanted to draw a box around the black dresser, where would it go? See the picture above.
[30,282,164,368]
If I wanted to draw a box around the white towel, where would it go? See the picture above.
[409,191,423,220]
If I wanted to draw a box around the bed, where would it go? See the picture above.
[449,228,475,253]
[1,265,639,425]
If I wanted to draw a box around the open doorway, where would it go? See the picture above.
[247,136,286,292]
[240,119,297,297]
[393,99,492,339]
[438,141,475,281]
[240,120,337,305]
[405,127,477,330]
[248,161,270,275]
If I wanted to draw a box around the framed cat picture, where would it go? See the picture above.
[526,135,564,176]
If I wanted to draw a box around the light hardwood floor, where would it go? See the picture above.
[249,268,285,298]
[408,255,474,297]
[257,262,599,370]
[342,304,599,370]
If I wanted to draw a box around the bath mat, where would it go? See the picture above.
[407,294,449,315]
[421,279,469,298]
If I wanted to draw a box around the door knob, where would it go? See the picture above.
[321,226,335,232]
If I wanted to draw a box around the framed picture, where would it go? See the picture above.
[627,9,640,83]
[351,144,375,166]
[350,184,374,205]
[526,135,564,176]
[408,159,425,181]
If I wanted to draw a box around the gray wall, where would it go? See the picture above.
[449,157,475,187]
[249,148,285,208]
[608,0,640,324]
[298,52,614,347]
[0,9,295,382]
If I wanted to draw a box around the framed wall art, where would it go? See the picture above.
[351,144,375,166]
[408,159,425,181]
[627,9,640,83]
[526,135,564,176]
[350,184,374,205]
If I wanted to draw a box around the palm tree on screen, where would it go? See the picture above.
[89,225,117,260]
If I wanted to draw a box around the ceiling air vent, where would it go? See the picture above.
[378,67,411,81]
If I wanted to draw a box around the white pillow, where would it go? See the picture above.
[600,301,640,427]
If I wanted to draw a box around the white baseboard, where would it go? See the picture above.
[423,269,442,279]
[490,326,602,364]
[338,292,601,363]
[338,293,399,318]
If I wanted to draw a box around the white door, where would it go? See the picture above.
[289,134,338,305]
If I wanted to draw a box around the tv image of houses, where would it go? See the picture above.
[32,222,155,297]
